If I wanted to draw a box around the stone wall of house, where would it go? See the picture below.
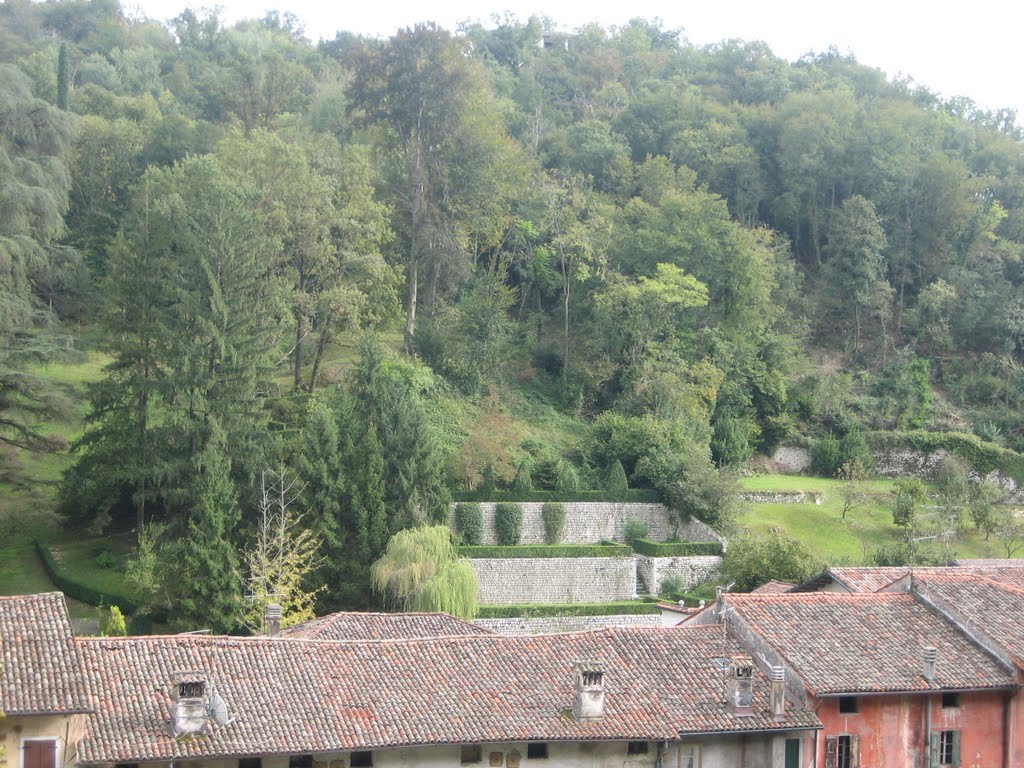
[451,502,726,547]
[473,613,662,635]
[469,557,636,604]
[636,555,723,594]
[771,445,812,473]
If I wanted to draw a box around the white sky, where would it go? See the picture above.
[124,0,1024,121]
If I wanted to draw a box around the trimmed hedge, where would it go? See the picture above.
[454,502,483,545]
[630,539,723,557]
[459,543,633,559]
[35,540,137,613]
[868,430,1024,483]
[494,502,523,545]
[477,601,661,618]
[453,489,661,503]
[541,501,566,544]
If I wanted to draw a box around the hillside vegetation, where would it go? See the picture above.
[3,2,1024,629]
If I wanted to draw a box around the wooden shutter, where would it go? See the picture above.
[850,735,860,768]
[24,741,57,768]
[951,731,961,767]
[825,736,837,768]
[930,733,940,768]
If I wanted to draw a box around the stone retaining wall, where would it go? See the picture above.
[473,613,661,635]
[740,492,824,504]
[469,556,637,604]
[451,502,725,547]
[636,555,723,594]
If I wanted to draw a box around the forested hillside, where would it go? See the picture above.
[3,0,1024,629]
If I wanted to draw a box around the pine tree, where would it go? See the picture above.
[171,434,243,633]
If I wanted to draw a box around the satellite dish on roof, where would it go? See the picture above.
[208,693,230,726]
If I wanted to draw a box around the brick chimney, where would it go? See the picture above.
[171,672,208,735]
[769,666,786,721]
[922,646,938,681]
[726,655,754,717]
[267,603,282,638]
[573,663,606,720]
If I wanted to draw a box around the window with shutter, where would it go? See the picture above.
[825,736,837,768]
[935,731,960,767]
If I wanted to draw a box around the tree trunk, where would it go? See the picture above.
[309,308,335,392]
[405,257,418,355]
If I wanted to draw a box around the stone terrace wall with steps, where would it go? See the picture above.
[636,555,723,595]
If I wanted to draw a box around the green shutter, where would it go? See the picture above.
[930,733,939,768]
[785,739,800,768]
[951,731,961,767]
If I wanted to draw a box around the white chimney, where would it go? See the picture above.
[923,646,938,681]
[726,655,754,717]
[171,672,208,735]
[573,663,606,720]
[769,666,786,721]
[267,604,282,637]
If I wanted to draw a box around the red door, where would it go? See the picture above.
[23,741,57,768]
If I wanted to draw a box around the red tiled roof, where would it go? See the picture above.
[750,580,794,594]
[912,572,1024,667]
[0,592,91,715]
[800,564,1024,593]
[725,592,1015,695]
[282,611,491,640]
[75,627,819,763]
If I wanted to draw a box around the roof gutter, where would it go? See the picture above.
[676,724,822,737]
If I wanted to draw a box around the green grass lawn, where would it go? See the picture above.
[737,473,1022,565]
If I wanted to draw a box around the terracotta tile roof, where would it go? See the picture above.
[725,592,1015,695]
[0,592,91,715]
[750,580,794,594]
[911,572,1024,667]
[75,627,819,763]
[796,564,1024,593]
[281,611,492,640]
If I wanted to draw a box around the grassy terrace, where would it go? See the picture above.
[736,475,1018,563]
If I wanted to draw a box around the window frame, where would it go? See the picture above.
[526,743,548,760]
[460,745,483,764]
[838,696,859,714]
[627,742,649,756]
[350,752,374,768]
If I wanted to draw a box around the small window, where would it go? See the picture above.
[942,692,960,709]
[937,730,961,766]
[678,745,700,768]
[239,760,261,768]
[838,696,859,714]
[837,735,853,768]
[461,745,482,764]
[351,752,373,768]
[289,757,313,768]
[627,742,649,755]
[179,680,206,698]
[527,743,548,760]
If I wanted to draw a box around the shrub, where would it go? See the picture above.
[811,433,844,477]
[659,573,685,600]
[512,460,533,492]
[494,502,523,545]
[541,502,566,544]
[95,549,119,569]
[630,539,723,556]
[623,517,649,545]
[100,605,127,636]
[604,459,629,493]
[555,460,579,493]
[722,528,819,592]
[454,489,659,503]
[35,540,136,612]
[460,543,631,558]
[454,502,483,545]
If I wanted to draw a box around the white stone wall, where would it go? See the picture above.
[469,557,637,604]
[473,613,662,635]
[740,492,823,505]
[636,555,723,594]
[771,446,812,473]
[451,502,723,546]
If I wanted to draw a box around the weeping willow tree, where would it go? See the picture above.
[370,525,478,618]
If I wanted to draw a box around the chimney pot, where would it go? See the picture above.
[922,646,938,681]
[572,663,606,720]
[726,655,754,717]
[267,604,282,638]
[769,666,786,721]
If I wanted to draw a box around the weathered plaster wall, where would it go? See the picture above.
[469,557,637,604]
[812,691,1009,768]
[0,714,87,768]
[450,503,725,547]
[472,613,661,635]
[636,555,723,594]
